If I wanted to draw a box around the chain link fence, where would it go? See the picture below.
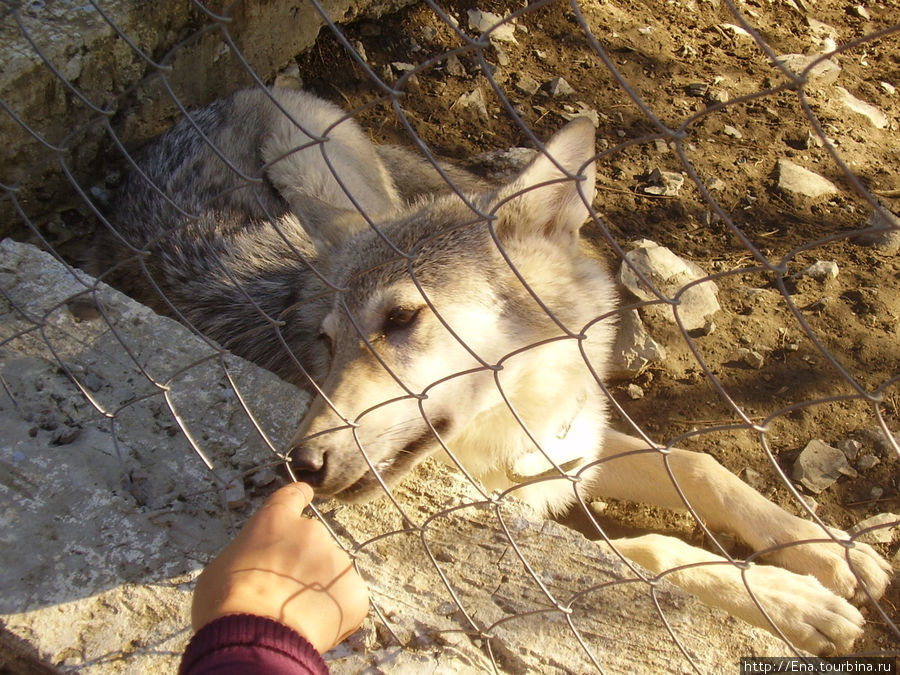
[1,0,898,671]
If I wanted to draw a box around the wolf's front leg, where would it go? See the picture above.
[610,534,864,655]
[590,430,892,604]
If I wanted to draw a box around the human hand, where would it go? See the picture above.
[191,482,369,653]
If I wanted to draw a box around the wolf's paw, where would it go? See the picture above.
[741,565,865,655]
[767,523,893,604]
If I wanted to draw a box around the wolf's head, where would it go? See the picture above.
[285,118,616,502]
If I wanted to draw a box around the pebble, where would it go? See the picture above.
[775,54,841,85]
[879,81,896,96]
[224,476,247,509]
[451,88,490,122]
[850,4,871,20]
[542,77,575,97]
[467,9,518,43]
[722,124,743,139]
[643,168,684,196]
[250,467,278,488]
[857,454,880,471]
[848,513,899,545]
[776,159,839,198]
[626,384,644,400]
[795,260,839,280]
[853,209,900,254]
[792,439,857,494]
[706,88,729,104]
[837,438,862,461]
[686,83,708,97]
[514,73,540,96]
[738,348,765,369]
[609,309,667,377]
[835,86,888,129]
[445,54,467,77]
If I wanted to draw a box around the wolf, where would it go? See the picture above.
[99,87,891,655]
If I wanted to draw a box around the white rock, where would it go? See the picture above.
[848,513,899,544]
[451,88,489,122]
[775,54,841,85]
[835,87,888,129]
[738,348,765,369]
[467,9,518,43]
[796,260,839,280]
[793,439,858,494]
[720,23,753,39]
[618,241,720,331]
[643,168,685,196]
[776,159,839,198]
[879,81,896,96]
[609,309,667,378]
[626,383,644,400]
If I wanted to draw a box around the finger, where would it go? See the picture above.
[259,481,315,513]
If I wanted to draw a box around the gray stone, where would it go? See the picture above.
[451,87,490,122]
[793,439,857,494]
[836,87,888,129]
[0,0,416,242]
[0,240,788,673]
[514,73,541,96]
[445,53,468,77]
[853,209,900,254]
[626,383,645,400]
[643,168,685,196]
[542,76,576,97]
[775,54,841,85]
[618,240,721,331]
[857,454,880,471]
[837,438,862,461]
[609,309,667,378]
[848,513,899,545]
[776,159,839,198]
[467,9,517,44]
[795,260,839,280]
[738,348,765,369]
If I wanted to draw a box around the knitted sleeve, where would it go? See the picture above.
[178,614,329,675]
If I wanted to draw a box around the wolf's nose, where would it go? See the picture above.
[287,445,327,488]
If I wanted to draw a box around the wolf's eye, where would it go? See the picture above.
[383,306,421,334]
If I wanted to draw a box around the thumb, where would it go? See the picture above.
[266,481,315,511]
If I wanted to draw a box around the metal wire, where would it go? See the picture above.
[1,0,897,671]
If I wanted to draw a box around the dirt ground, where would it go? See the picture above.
[288,0,899,652]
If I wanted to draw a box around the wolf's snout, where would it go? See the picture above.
[287,443,328,488]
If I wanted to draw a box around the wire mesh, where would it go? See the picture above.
[1,0,898,671]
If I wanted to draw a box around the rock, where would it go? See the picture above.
[686,82,709,97]
[774,54,841,85]
[643,168,685,196]
[837,438,862,461]
[722,124,743,139]
[853,209,900,254]
[720,23,753,39]
[738,348,765,369]
[848,513,899,545]
[857,454,880,471]
[450,88,490,122]
[835,87,888,129]
[775,159,839,198]
[626,383,644,400]
[849,4,871,20]
[560,103,600,127]
[542,76,575,97]
[224,475,248,509]
[880,81,896,96]
[1,0,418,242]
[445,54,467,77]
[514,73,541,96]
[609,309,667,378]
[795,260,839,280]
[706,88,729,104]
[467,9,518,43]
[618,240,721,331]
[792,440,858,494]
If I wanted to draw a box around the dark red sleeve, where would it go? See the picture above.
[178,614,329,675]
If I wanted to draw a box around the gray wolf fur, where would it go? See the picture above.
[100,87,891,655]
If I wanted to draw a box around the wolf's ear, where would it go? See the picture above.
[288,194,370,251]
[495,117,596,242]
